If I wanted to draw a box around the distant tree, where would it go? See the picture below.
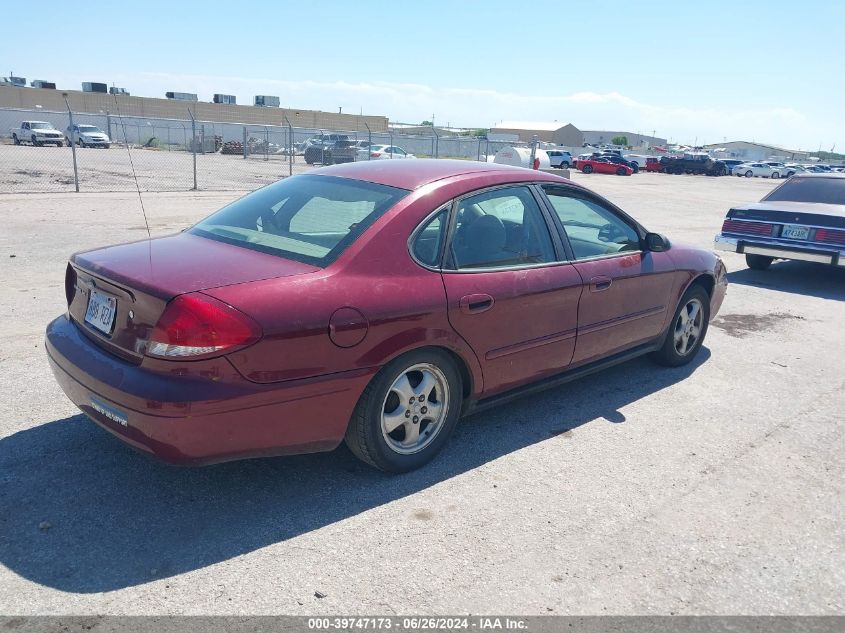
[471,128,489,138]
[611,135,629,146]
[421,120,433,126]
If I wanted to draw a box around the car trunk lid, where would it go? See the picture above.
[67,232,320,363]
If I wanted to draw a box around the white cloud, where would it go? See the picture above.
[119,72,836,150]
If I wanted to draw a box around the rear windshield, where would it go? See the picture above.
[763,177,845,205]
[190,175,408,267]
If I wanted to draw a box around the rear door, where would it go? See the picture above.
[540,185,677,365]
[438,184,583,396]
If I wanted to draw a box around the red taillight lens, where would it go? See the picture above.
[371,152,382,157]
[815,228,845,246]
[721,219,775,237]
[147,293,262,359]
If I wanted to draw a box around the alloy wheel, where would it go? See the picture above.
[380,363,450,455]
[673,298,704,356]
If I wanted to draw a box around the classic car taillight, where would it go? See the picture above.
[147,293,262,359]
[814,228,845,246]
[721,219,776,237]
[370,152,382,158]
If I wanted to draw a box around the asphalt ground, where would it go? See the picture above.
[0,171,843,615]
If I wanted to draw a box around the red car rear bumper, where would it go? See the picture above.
[45,315,375,465]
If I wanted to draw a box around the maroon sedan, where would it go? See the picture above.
[46,160,726,472]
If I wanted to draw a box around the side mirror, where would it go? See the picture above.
[645,232,671,252]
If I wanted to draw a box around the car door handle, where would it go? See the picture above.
[590,276,613,292]
[459,294,494,314]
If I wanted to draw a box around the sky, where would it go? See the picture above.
[2,0,842,151]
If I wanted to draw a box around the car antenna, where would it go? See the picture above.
[111,94,151,239]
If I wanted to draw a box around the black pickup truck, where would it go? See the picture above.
[661,152,728,176]
[303,137,357,165]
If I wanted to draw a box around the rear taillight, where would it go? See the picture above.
[147,293,262,359]
[65,263,77,306]
[721,219,775,237]
[815,228,845,246]
[371,152,382,157]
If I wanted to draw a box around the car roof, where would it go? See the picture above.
[790,173,845,179]
[312,158,567,190]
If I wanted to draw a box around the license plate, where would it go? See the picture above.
[84,289,117,334]
[781,224,810,240]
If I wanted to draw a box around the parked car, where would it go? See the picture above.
[65,124,111,148]
[662,153,728,176]
[764,162,790,178]
[303,139,357,165]
[357,144,416,160]
[644,157,663,173]
[46,160,726,472]
[596,153,640,173]
[622,154,651,172]
[579,157,633,176]
[11,121,65,147]
[546,150,573,169]
[719,159,746,176]
[734,162,781,178]
[714,173,845,270]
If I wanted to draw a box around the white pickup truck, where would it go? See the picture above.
[11,121,66,147]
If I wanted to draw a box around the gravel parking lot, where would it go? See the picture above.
[0,172,843,615]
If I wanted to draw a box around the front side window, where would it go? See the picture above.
[450,186,556,269]
[190,175,408,266]
[543,187,641,260]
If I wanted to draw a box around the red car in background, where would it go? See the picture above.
[578,157,634,176]
[47,160,726,472]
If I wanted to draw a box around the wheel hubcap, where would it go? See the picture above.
[673,298,703,356]
[381,363,449,455]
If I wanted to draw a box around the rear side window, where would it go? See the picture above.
[411,208,449,267]
[763,177,845,205]
[191,175,408,266]
[450,186,556,269]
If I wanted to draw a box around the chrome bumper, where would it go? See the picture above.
[714,234,845,266]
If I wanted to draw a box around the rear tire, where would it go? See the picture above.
[744,170,753,177]
[746,254,773,270]
[616,167,626,176]
[12,134,20,145]
[650,285,710,367]
[344,349,462,473]
[771,172,780,179]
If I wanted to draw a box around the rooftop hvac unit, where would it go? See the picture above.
[213,93,236,105]
[166,91,198,101]
[109,87,130,96]
[254,95,280,107]
[82,82,108,93]
[3,76,26,87]
[31,80,56,89]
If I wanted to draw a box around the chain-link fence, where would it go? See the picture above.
[0,106,515,194]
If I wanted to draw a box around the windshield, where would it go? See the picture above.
[763,177,845,205]
[30,122,54,129]
[77,125,101,133]
[190,175,408,266]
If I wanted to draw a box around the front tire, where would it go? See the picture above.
[744,170,753,177]
[771,172,779,179]
[31,135,41,147]
[345,349,462,473]
[650,285,710,367]
[582,164,593,174]
[746,254,773,270]
[616,167,627,176]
